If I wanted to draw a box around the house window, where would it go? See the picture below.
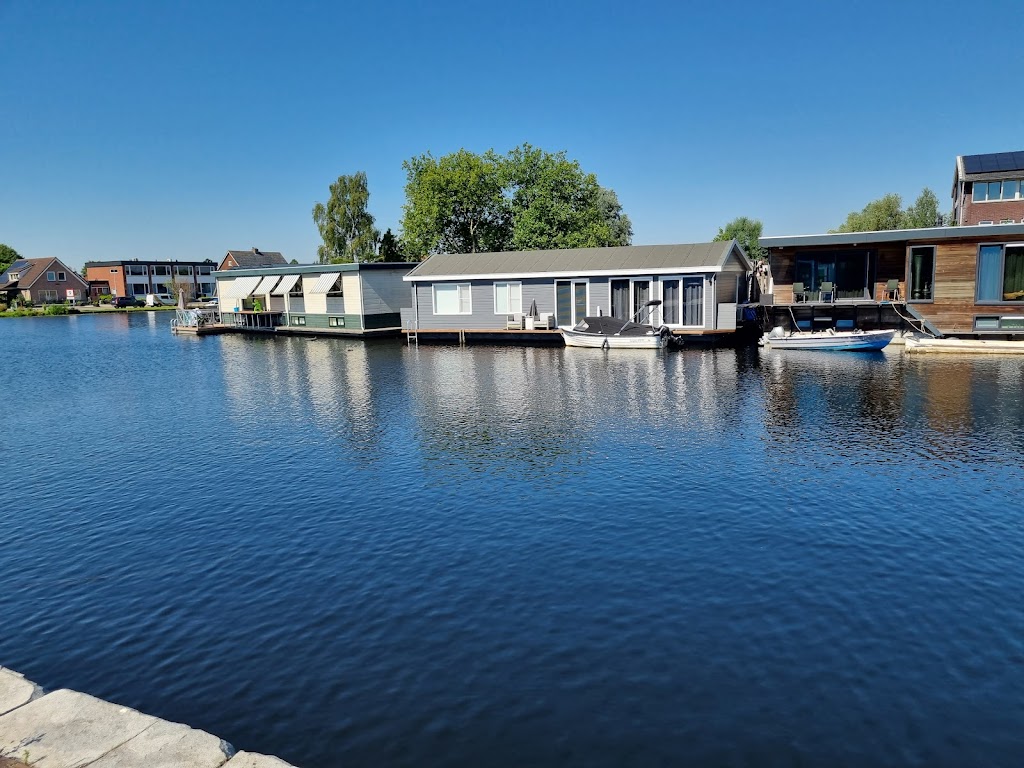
[153,265,171,276]
[555,280,588,326]
[433,283,472,314]
[199,266,212,275]
[289,277,303,297]
[175,266,191,276]
[58,271,66,281]
[977,244,1024,302]
[46,271,56,281]
[979,221,994,225]
[292,315,306,326]
[975,315,1024,331]
[328,316,345,327]
[327,276,344,297]
[110,268,118,273]
[681,277,703,326]
[908,246,935,301]
[973,180,1023,202]
[493,281,522,314]
[126,265,147,276]
[1001,219,1015,224]
[39,290,59,303]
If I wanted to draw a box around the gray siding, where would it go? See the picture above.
[361,270,412,315]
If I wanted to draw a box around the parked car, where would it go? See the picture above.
[146,293,176,307]
[111,296,143,308]
[195,296,219,308]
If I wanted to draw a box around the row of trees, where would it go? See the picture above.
[312,144,631,263]
[832,188,942,233]
[0,244,20,273]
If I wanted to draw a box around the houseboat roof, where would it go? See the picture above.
[403,241,749,282]
[760,222,1024,249]
[213,262,412,278]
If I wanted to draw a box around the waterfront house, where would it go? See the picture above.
[0,257,89,305]
[760,222,1024,336]
[218,248,288,271]
[952,151,1024,226]
[400,242,753,337]
[85,259,218,301]
[215,262,412,333]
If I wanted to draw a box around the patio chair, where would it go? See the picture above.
[819,281,836,303]
[884,279,901,301]
[506,313,524,330]
[535,312,554,330]
[792,282,807,303]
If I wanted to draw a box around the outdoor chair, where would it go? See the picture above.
[535,312,554,330]
[792,282,807,303]
[506,314,524,330]
[884,279,901,301]
[819,281,836,303]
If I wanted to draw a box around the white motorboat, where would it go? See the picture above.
[905,336,1024,354]
[761,326,895,351]
[560,300,669,349]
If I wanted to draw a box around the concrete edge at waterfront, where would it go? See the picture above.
[0,667,296,767]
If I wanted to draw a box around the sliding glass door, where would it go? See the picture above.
[555,280,588,326]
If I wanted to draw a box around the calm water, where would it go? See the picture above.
[2,312,1024,767]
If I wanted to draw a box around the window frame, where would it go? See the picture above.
[153,265,171,276]
[289,277,304,297]
[972,179,1024,203]
[46,271,56,282]
[492,281,522,315]
[58,271,66,281]
[432,283,472,315]
[906,244,936,304]
[326,276,345,298]
[291,315,306,326]
[976,242,1024,304]
[328,316,345,327]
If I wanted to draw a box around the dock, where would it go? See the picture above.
[0,666,296,767]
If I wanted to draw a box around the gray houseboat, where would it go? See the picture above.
[400,242,753,341]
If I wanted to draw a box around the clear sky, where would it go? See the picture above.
[2,0,1022,269]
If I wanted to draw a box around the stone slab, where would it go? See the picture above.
[224,751,298,767]
[0,667,42,717]
[0,689,155,767]
[89,718,234,768]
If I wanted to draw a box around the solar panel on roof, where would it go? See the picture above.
[963,151,1024,174]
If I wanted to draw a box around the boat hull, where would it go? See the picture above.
[763,329,895,351]
[905,337,1024,354]
[560,328,665,349]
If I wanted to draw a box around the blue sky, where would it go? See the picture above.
[1,0,1021,269]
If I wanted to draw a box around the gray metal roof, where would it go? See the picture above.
[404,242,746,281]
[223,250,287,269]
[760,222,1024,249]
[213,262,411,278]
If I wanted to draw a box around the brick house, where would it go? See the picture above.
[84,259,219,301]
[952,151,1024,226]
[0,257,89,305]
[218,248,287,271]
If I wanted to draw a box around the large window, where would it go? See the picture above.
[289,277,303,297]
[38,290,58,303]
[153,265,171,276]
[610,279,629,319]
[126,265,147,276]
[493,282,521,314]
[327,276,344,297]
[973,180,1022,202]
[682,277,703,326]
[977,244,1024,302]
[555,280,587,326]
[433,283,472,314]
[46,271,56,281]
[175,266,191,276]
[908,246,935,301]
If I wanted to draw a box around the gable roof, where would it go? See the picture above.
[220,249,287,270]
[954,151,1024,194]
[0,257,88,290]
[404,242,749,282]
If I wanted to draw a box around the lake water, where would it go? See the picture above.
[2,312,1023,767]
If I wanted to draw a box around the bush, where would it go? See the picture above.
[0,303,7,312]
[45,303,69,315]
[99,294,113,304]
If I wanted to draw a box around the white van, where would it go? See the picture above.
[145,293,176,307]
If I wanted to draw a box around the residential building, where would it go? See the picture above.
[761,222,1024,336]
[215,262,411,334]
[218,248,288,271]
[0,257,89,305]
[952,151,1024,226]
[400,242,752,336]
[85,259,218,300]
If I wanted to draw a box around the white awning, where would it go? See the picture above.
[271,274,301,295]
[253,275,281,295]
[218,275,261,299]
[308,272,342,293]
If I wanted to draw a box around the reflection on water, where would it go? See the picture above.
[4,316,1024,768]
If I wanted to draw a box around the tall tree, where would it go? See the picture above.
[0,244,21,274]
[832,188,940,233]
[400,150,510,258]
[502,144,631,250]
[904,188,941,228]
[312,172,379,263]
[714,216,765,261]
[378,228,405,261]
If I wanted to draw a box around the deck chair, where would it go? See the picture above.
[792,282,807,303]
[819,281,836,303]
[506,313,524,330]
[885,279,901,301]
[535,312,554,330]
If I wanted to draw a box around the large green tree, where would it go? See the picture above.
[832,187,940,233]
[400,150,510,257]
[312,172,379,263]
[399,145,631,259]
[0,243,21,274]
[714,216,765,261]
[378,228,405,261]
[502,144,632,251]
